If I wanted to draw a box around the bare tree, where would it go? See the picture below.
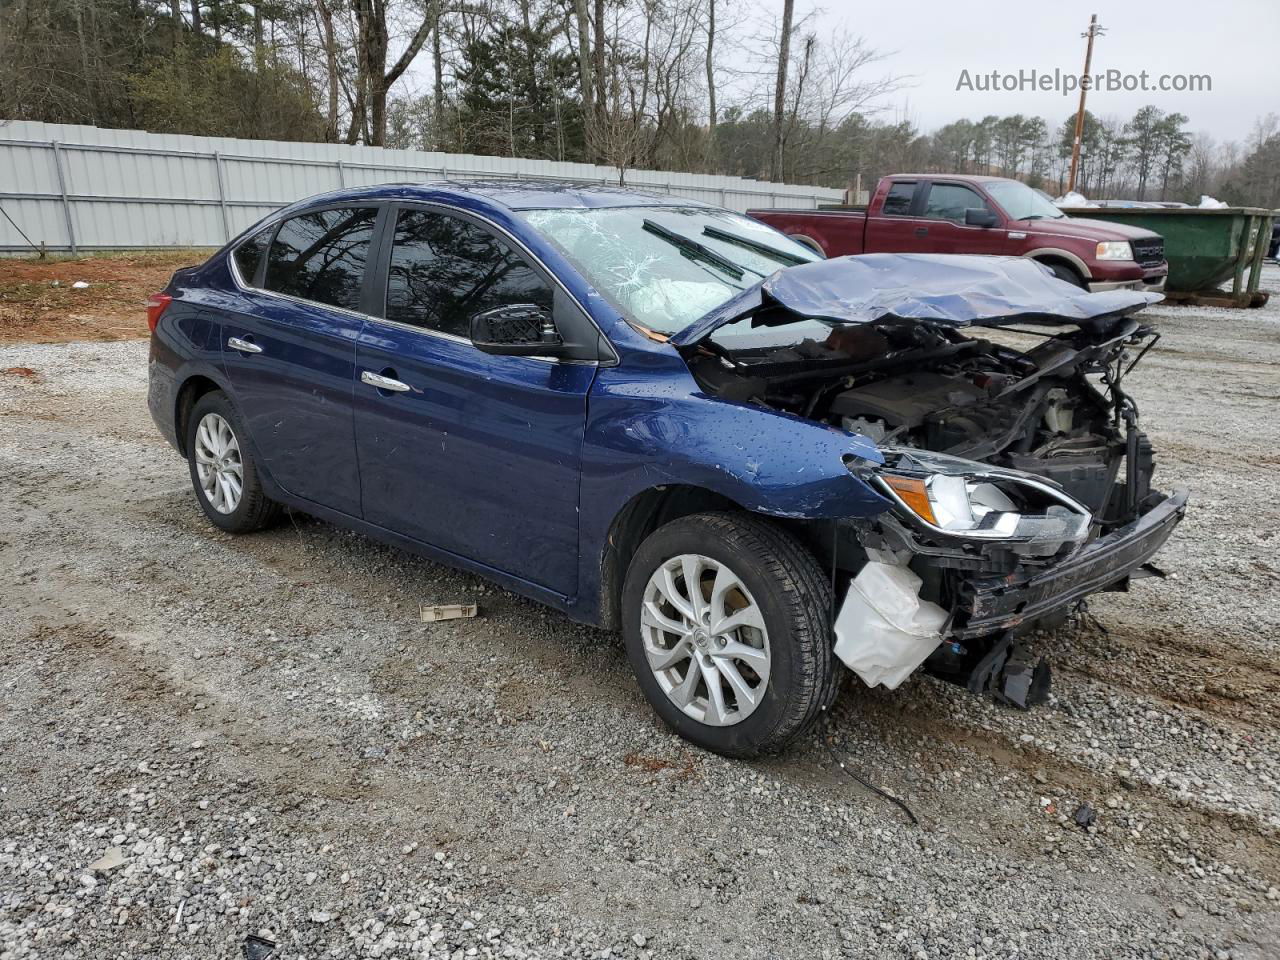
[313,0,342,141]
[704,0,716,165]
[592,0,607,147]
[169,0,182,50]
[769,0,794,182]
[348,0,435,146]
[572,0,595,149]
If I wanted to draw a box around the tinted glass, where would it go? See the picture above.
[881,182,915,216]
[386,210,553,338]
[923,184,988,222]
[263,207,378,311]
[233,225,273,284]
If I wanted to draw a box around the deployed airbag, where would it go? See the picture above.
[833,561,949,689]
[671,253,1162,346]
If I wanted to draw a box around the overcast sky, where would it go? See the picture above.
[810,0,1277,144]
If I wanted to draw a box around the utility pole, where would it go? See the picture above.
[1067,14,1105,195]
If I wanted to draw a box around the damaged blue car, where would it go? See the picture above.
[147,182,1187,757]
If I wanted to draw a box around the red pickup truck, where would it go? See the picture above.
[749,174,1168,293]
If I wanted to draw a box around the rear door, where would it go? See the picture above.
[863,180,926,252]
[916,181,1011,256]
[221,205,383,516]
[352,204,597,596]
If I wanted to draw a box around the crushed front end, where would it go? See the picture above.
[840,451,1187,705]
[677,254,1189,706]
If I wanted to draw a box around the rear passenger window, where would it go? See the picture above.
[385,209,554,339]
[232,225,273,285]
[263,207,378,311]
[882,182,916,217]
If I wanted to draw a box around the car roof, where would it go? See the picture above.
[288,180,714,212]
[888,174,1009,183]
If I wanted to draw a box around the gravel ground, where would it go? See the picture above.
[2,267,1279,960]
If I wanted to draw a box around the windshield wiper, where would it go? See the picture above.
[700,225,810,266]
[642,219,760,280]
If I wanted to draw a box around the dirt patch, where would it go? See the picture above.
[0,251,209,344]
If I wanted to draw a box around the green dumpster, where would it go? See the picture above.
[1058,206,1275,307]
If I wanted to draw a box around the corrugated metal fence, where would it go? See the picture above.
[0,120,844,253]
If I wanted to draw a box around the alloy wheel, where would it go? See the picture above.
[640,554,771,726]
[194,412,244,515]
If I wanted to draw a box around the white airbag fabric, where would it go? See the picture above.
[833,562,948,690]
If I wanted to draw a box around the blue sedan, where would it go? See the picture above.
[148,181,1185,756]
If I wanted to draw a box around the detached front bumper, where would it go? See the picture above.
[952,488,1189,639]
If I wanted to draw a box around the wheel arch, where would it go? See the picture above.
[1025,248,1092,282]
[173,373,227,457]
[787,233,826,257]
[597,484,750,631]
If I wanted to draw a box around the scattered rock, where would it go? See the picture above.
[87,846,126,873]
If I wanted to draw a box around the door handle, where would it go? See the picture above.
[361,370,411,393]
[227,336,262,354]
[914,227,929,237]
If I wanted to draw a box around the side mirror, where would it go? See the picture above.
[471,304,564,357]
[965,208,999,228]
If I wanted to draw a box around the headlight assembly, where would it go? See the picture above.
[862,449,1092,556]
[1095,241,1134,261]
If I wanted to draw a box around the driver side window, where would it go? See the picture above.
[385,209,553,338]
[923,184,991,223]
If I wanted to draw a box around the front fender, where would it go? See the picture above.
[587,392,888,518]
[575,354,890,604]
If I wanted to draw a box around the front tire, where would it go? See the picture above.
[1046,261,1087,288]
[621,512,836,757]
[185,391,281,534]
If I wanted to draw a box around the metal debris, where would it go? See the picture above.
[243,935,277,959]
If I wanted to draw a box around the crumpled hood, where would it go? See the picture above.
[669,253,1162,347]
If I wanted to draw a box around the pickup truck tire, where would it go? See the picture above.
[1044,260,1087,288]
[621,512,837,757]
[186,391,283,534]
[788,234,825,256]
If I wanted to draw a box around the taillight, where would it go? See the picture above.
[145,293,172,333]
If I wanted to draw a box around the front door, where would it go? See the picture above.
[916,181,1011,256]
[220,205,383,517]
[353,206,595,597]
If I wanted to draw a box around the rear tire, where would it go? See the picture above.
[186,391,282,534]
[621,512,836,757]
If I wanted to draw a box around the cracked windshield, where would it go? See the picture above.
[523,206,821,334]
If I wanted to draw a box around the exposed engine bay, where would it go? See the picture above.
[684,309,1184,708]
[687,312,1162,535]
